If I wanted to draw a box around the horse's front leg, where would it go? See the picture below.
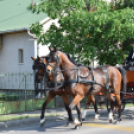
[81,96,91,121]
[82,95,99,121]
[69,94,84,129]
[76,102,82,124]
[40,90,56,127]
[62,93,74,126]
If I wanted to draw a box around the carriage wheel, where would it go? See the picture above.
[106,99,126,113]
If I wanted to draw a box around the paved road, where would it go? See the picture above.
[1,113,134,134]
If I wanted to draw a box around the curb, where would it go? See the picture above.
[0,115,67,129]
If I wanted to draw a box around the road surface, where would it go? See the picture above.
[1,113,134,134]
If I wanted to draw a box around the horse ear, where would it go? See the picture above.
[43,59,47,65]
[31,57,36,61]
[49,47,53,51]
[53,46,57,52]
[37,56,40,59]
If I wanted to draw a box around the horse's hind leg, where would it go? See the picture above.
[106,93,115,123]
[115,95,121,123]
[40,90,56,127]
[91,95,100,120]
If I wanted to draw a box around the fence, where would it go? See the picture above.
[0,72,55,115]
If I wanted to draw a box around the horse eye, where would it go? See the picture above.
[47,70,51,74]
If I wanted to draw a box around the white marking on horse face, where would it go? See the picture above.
[40,118,45,124]
[82,109,87,119]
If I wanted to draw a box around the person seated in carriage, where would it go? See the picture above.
[124,39,134,70]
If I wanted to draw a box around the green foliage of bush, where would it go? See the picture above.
[0,93,19,101]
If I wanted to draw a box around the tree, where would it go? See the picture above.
[28,0,134,65]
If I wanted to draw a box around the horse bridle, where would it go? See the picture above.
[46,52,65,90]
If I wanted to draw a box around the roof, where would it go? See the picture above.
[0,0,47,33]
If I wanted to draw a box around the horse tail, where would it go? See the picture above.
[117,67,127,100]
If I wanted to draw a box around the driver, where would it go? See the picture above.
[125,39,134,64]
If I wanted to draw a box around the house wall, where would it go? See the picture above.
[0,32,36,73]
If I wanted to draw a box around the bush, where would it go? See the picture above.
[0,93,19,101]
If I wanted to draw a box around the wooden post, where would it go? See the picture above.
[117,23,125,62]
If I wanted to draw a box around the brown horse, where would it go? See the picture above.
[31,56,100,127]
[31,56,75,126]
[46,47,126,128]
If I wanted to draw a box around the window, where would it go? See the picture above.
[18,49,23,63]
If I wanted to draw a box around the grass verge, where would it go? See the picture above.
[0,113,59,122]
[0,103,134,122]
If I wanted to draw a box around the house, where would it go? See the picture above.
[0,0,59,73]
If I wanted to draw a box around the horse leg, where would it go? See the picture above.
[69,94,84,129]
[91,95,100,120]
[62,94,74,126]
[115,95,121,124]
[76,102,82,124]
[81,95,91,121]
[106,93,115,123]
[40,91,56,127]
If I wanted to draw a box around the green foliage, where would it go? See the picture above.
[29,0,134,65]
[0,93,19,101]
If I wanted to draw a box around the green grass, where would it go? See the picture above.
[0,113,61,122]
[0,115,39,122]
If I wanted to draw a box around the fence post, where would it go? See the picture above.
[25,72,27,111]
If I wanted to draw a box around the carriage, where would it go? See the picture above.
[105,67,134,112]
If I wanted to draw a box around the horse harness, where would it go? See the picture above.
[38,52,110,94]
[47,63,110,95]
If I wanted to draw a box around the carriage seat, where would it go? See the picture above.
[123,63,134,71]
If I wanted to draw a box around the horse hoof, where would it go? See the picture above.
[65,122,72,127]
[40,122,45,127]
[40,118,45,127]
[109,112,114,123]
[82,118,85,121]
[109,119,113,123]
[94,114,100,121]
[75,125,80,129]
[114,121,120,124]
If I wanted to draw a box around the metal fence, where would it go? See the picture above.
[0,72,106,115]
[0,72,55,115]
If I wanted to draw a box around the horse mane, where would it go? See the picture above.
[61,51,85,67]
[63,52,77,65]
[40,56,49,63]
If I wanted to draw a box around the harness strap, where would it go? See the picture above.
[98,65,109,90]
[64,79,104,87]
[87,68,95,95]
